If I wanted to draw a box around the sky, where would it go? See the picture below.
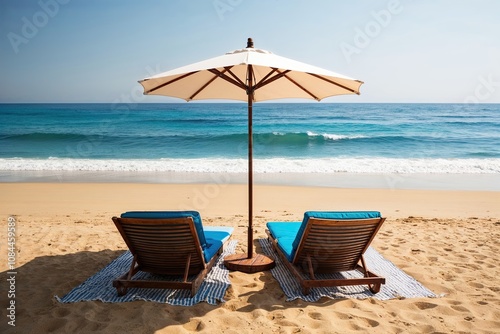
[0,0,499,103]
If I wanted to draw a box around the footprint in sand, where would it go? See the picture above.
[414,301,438,310]
[223,302,238,312]
[307,311,323,320]
[451,305,469,312]
[333,312,352,320]
[468,282,484,289]
[251,309,266,319]
[224,286,235,299]
[36,319,68,333]
[447,300,462,305]
[183,319,205,331]
[348,317,380,329]
[268,311,284,321]
[277,319,299,327]
[52,307,71,318]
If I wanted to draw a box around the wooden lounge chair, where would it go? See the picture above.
[112,211,233,297]
[266,211,386,295]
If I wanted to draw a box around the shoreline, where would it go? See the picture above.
[2,170,500,191]
[2,182,499,219]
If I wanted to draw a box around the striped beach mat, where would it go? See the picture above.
[56,240,237,305]
[259,239,438,302]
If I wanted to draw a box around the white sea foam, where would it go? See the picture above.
[306,131,367,141]
[1,157,500,174]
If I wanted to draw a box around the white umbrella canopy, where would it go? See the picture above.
[139,38,363,273]
[139,41,363,102]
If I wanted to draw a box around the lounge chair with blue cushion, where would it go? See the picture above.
[112,211,233,297]
[266,211,386,295]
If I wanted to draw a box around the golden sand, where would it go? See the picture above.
[1,183,499,333]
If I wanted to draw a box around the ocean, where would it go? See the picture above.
[1,103,500,189]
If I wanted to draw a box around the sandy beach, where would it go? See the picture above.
[1,182,499,333]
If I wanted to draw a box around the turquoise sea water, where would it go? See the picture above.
[1,103,499,177]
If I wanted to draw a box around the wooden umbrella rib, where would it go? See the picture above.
[144,71,199,94]
[189,69,227,100]
[224,66,246,87]
[253,68,290,91]
[282,71,320,101]
[307,72,361,95]
[255,68,279,88]
[208,68,248,91]
[253,68,320,101]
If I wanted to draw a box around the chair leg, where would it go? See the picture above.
[360,255,382,294]
[306,255,316,280]
[368,283,381,294]
[113,254,142,296]
[183,254,192,282]
[115,283,128,296]
[127,255,138,280]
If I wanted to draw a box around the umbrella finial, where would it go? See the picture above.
[246,38,254,48]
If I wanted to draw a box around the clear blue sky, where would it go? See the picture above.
[1,0,499,103]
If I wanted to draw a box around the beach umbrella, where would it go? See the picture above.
[138,38,363,273]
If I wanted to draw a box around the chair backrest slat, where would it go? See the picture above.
[113,217,206,275]
[293,217,385,273]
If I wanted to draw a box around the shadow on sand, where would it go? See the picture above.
[0,240,341,333]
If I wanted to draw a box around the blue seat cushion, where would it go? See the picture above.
[203,238,223,263]
[120,211,208,249]
[204,226,234,244]
[266,222,301,262]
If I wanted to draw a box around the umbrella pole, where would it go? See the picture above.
[248,88,254,259]
[223,93,275,273]
[223,53,275,273]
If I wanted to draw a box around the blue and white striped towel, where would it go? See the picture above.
[259,238,438,302]
[56,240,237,305]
